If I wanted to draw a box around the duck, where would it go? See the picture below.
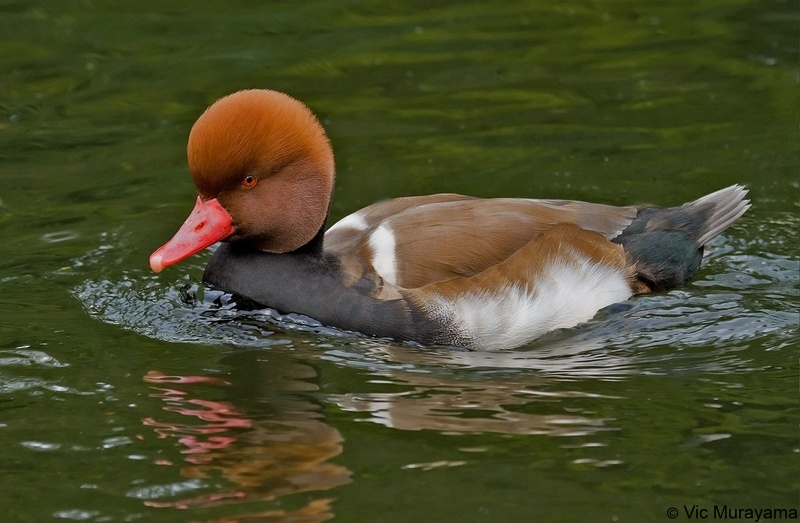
[149,89,750,350]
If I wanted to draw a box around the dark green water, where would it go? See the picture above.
[1,1,798,522]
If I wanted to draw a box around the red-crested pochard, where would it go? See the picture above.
[150,89,750,350]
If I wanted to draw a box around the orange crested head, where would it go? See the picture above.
[187,89,335,200]
[151,89,337,271]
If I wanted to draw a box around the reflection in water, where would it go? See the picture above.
[142,373,251,468]
[328,371,614,436]
[139,367,351,522]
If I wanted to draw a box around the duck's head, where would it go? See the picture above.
[149,89,335,273]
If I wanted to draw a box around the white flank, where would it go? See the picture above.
[425,250,633,350]
[327,212,368,233]
[369,224,398,285]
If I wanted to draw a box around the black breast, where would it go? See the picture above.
[202,242,441,344]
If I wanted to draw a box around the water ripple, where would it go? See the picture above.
[0,348,69,368]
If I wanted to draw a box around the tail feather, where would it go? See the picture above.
[685,184,751,245]
[613,184,750,292]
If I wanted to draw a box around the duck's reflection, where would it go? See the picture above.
[327,366,612,436]
[138,340,618,519]
[314,335,622,436]
[140,352,351,522]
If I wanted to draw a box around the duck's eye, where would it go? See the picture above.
[242,175,257,188]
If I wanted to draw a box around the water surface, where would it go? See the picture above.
[1,1,798,521]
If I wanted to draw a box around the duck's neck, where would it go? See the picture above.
[286,221,326,257]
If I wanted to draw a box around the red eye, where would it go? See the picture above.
[242,175,257,188]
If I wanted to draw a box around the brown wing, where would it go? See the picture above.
[325,193,638,289]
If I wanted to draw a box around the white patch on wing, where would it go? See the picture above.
[369,224,398,285]
[327,212,368,233]
[424,250,633,350]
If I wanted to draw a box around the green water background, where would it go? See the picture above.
[0,1,797,522]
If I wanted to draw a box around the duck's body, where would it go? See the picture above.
[150,89,750,350]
